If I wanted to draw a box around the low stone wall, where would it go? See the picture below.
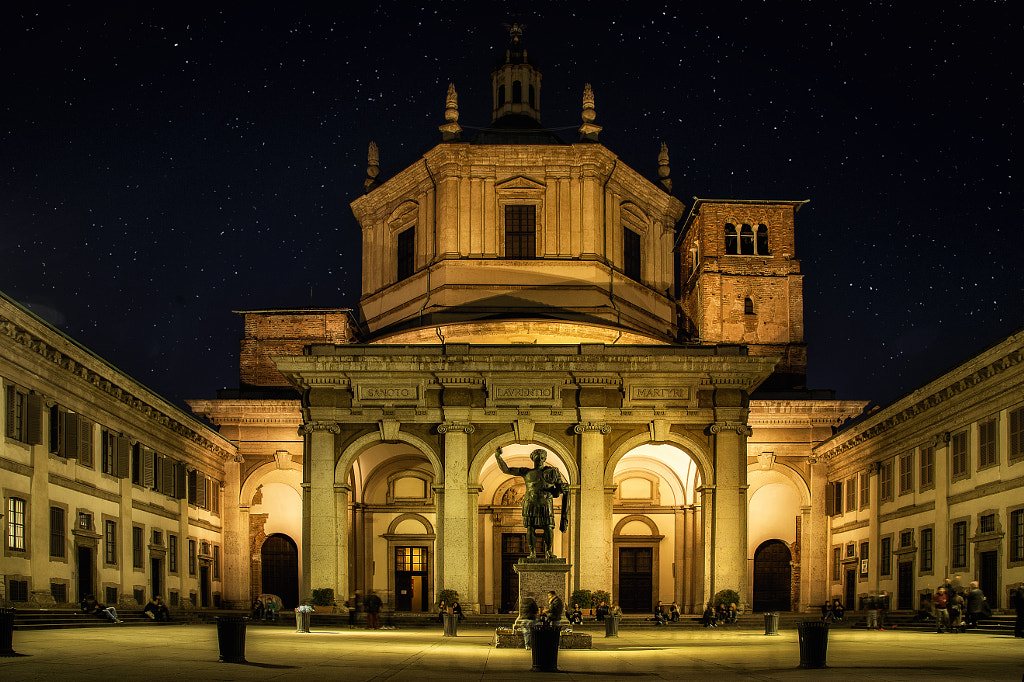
[493,630,592,649]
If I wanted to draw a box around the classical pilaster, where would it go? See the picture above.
[806,454,829,607]
[710,419,751,609]
[334,483,350,603]
[301,421,340,595]
[575,417,611,594]
[932,432,951,577]
[867,461,880,595]
[682,505,695,612]
[223,454,246,605]
[674,507,686,608]
[438,415,474,605]
[699,485,714,607]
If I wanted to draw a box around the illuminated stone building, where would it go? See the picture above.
[1,291,233,610]
[192,30,864,615]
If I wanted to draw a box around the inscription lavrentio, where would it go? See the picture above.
[492,386,552,399]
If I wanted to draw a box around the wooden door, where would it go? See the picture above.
[753,540,792,611]
[619,547,653,613]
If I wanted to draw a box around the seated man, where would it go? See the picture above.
[568,603,583,625]
[701,602,717,627]
[81,593,121,623]
[595,600,609,621]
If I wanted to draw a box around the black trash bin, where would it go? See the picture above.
[763,612,780,635]
[604,615,621,637]
[530,622,560,672]
[216,616,248,663]
[442,612,459,637]
[797,620,829,668]
[0,608,16,657]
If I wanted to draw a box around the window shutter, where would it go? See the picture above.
[115,436,130,478]
[196,474,207,509]
[64,412,80,458]
[188,469,197,504]
[78,417,93,464]
[26,392,43,444]
[4,385,15,436]
[143,447,155,487]
[161,456,174,495]
[825,483,835,516]
[175,461,186,499]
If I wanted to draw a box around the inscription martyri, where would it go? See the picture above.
[358,385,419,401]
[629,386,690,400]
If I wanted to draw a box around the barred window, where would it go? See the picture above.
[9,579,28,602]
[104,520,118,565]
[50,582,67,603]
[900,530,913,548]
[1011,510,1024,562]
[8,497,26,551]
[49,506,66,558]
[980,514,996,533]
[880,537,892,576]
[952,521,968,568]
[168,534,178,573]
[504,205,536,259]
[921,528,934,571]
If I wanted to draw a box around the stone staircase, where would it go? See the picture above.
[12,608,175,631]
[847,610,1017,635]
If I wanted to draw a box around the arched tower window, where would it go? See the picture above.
[745,297,754,315]
[512,80,522,103]
[528,84,536,107]
[724,224,738,255]
[756,224,770,255]
[740,224,755,255]
[498,84,506,107]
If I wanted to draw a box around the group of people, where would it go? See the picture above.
[344,589,384,629]
[81,593,170,623]
[436,599,464,622]
[652,601,682,624]
[700,601,738,627]
[514,591,574,649]
[249,595,281,622]
[820,598,846,623]
[933,579,988,634]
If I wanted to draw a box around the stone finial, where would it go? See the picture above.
[364,141,380,193]
[578,83,603,142]
[657,142,672,193]
[439,82,463,141]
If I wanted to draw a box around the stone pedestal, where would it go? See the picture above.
[514,558,570,612]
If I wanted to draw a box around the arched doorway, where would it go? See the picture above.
[753,539,792,612]
[261,533,299,608]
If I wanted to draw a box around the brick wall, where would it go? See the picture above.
[239,310,355,386]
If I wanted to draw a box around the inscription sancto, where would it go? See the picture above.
[630,386,690,400]
[358,385,419,401]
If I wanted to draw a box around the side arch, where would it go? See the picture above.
[469,430,579,485]
[605,431,712,489]
[746,462,811,507]
[334,430,444,487]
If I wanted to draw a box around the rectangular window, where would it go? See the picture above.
[978,419,997,468]
[9,579,28,602]
[131,443,142,484]
[898,452,914,495]
[397,226,415,281]
[168,534,178,573]
[952,521,968,568]
[623,227,641,280]
[846,543,856,558]
[132,526,144,569]
[832,546,841,581]
[213,545,220,579]
[105,586,118,604]
[951,431,969,480]
[859,472,870,508]
[104,520,117,565]
[880,537,892,576]
[50,582,67,603]
[846,477,857,515]
[859,542,869,576]
[921,528,934,571]
[831,481,843,516]
[900,530,913,548]
[879,460,894,502]
[49,506,66,558]
[920,446,935,490]
[1011,509,1024,562]
[8,497,26,550]
[188,539,196,575]
[1010,407,1023,463]
[6,384,42,444]
[504,205,536,259]
[101,430,116,475]
[980,514,996,533]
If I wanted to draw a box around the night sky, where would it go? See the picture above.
[2,3,1018,413]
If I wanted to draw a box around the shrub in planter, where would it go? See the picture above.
[437,589,459,610]
[713,589,740,608]
[570,589,593,610]
[311,588,335,607]
[591,590,611,609]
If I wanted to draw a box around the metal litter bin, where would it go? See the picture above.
[530,622,560,672]
[604,615,621,637]
[442,612,459,637]
[216,616,247,663]
[797,620,829,668]
[295,609,311,633]
[763,612,780,635]
[0,608,16,656]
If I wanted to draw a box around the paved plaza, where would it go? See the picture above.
[2,623,1022,681]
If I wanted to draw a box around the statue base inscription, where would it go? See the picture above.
[514,558,570,613]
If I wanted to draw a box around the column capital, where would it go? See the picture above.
[299,421,340,435]
[438,421,475,434]
[709,422,752,436]
[574,421,610,434]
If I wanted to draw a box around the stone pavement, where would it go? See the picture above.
[2,622,1022,681]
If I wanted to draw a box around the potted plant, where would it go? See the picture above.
[592,589,611,617]
[570,589,593,614]
[311,588,336,614]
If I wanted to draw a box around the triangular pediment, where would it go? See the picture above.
[495,175,546,191]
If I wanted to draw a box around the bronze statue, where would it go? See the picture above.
[495,447,568,559]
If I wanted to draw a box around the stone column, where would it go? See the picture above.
[466,484,482,613]
[222,454,245,606]
[933,433,951,578]
[699,485,714,608]
[304,422,339,596]
[575,419,611,595]
[334,484,350,604]
[438,416,474,606]
[867,462,880,596]
[800,505,813,611]
[674,507,686,609]
[682,505,695,612]
[710,416,750,609]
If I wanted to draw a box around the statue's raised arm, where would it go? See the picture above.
[495,446,528,476]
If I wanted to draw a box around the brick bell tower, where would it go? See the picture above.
[675,198,809,391]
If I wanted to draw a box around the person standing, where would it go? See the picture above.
[544,591,564,625]
[518,597,539,649]
[964,581,987,629]
[365,590,383,629]
[1012,586,1024,638]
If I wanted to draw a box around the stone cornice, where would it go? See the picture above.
[816,340,1024,462]
[0,308,235,464]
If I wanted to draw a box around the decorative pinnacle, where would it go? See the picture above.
[363,141,380,193]
[578,83,602,142]
[658,142,672,193]
[439,83,462,141]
